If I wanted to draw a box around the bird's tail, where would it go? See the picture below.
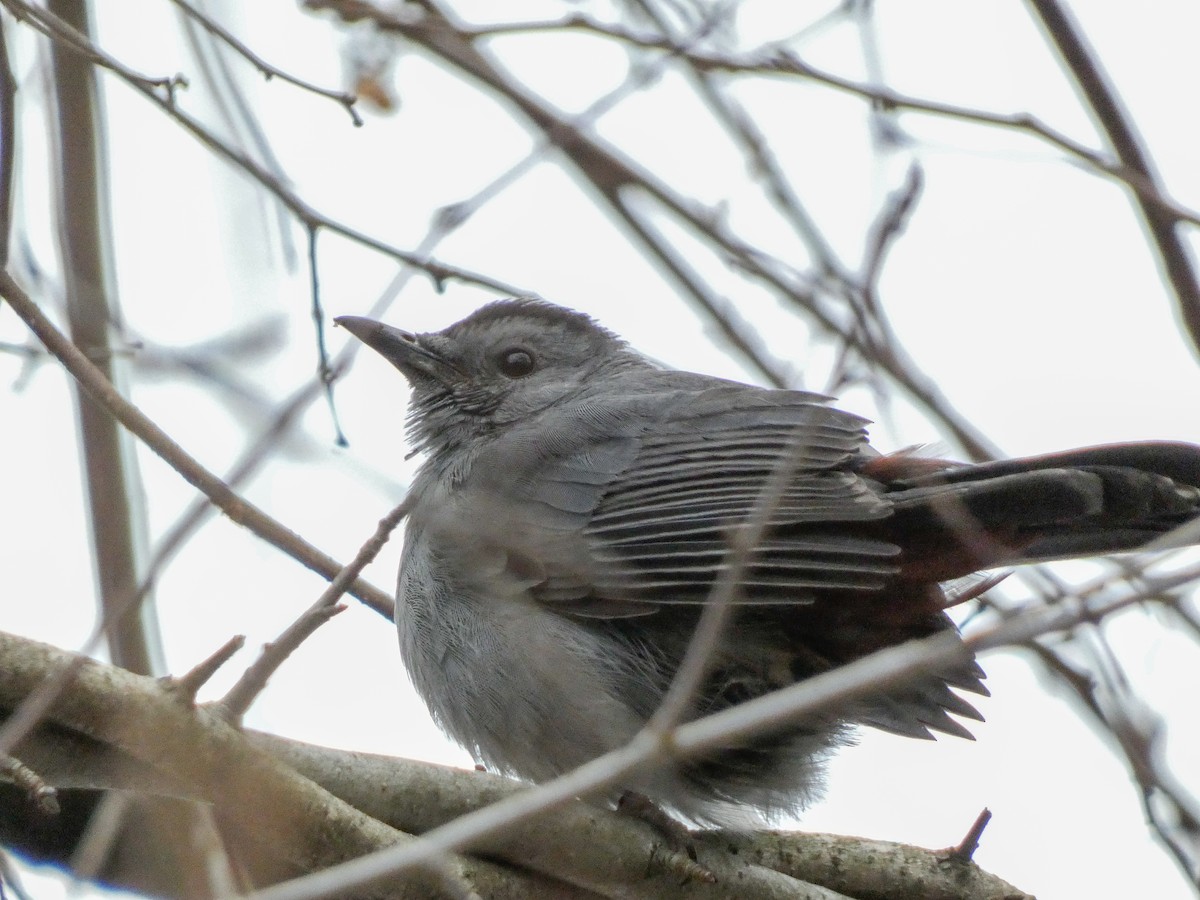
[862,441,1200,582]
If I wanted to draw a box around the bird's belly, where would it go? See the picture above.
[396,569,642,783]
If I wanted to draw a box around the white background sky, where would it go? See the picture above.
[2,2,1199,898]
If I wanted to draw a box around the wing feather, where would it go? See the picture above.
[480,381,902,607]
[460,374,981,740]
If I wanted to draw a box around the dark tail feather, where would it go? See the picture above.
[898,441,1200,488]
[862,442,1200,581]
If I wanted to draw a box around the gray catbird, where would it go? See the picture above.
[338,299,1200,822]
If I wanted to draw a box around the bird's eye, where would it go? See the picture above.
[497,347,536,378]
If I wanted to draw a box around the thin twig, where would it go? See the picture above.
[747,52,1200,227]
[984,553,1200,892]
[175,3,300,269]
[861,163,923,293]
[407,8,1200,230]
[615,208,795,387]
[220,497,413,720]
[851,0,904,151]
[0,14,15,269]
[632,0,849,279]
[940,808,992,863]
[169,634,247,705]
[167,0,362,125]
[632,0,898,422]
[1027,0,1200,357]
[1,0,184,98]
[305,225,347,445]
[843,163,925,429]
[221,606,346,722]
[1,0,523,297]
[0,272,393,613]
[65,791,134,886]
[138,360,396,618]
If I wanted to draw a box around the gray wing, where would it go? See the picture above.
[471,376,984,740]
[484,379,901,615]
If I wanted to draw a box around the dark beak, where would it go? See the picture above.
[335,316,460,385]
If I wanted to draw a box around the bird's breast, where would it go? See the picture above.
[395,523,643,781]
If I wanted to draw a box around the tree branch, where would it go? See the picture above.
[0,658,1030,900]
[166,0,362,125]
[0,271,393,617]
[0,0,524,297]
[1027,0,1200,359]
[0,632,591,898]
[307,0,1001,461]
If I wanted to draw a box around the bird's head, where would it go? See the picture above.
[337,299,647,456]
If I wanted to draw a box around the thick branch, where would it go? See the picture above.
[0,632,592,899]
[0,671,1030,900]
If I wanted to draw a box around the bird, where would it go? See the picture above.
[337,298,1200,824]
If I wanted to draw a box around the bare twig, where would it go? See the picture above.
[0,272,393,614]
[167,0,362,125]
[408,8,1200,230]
[1,0,185,98]
[221,606,346,722]
[861,163,923,293]
[0,14,14,269]
[220,497,412,721]
[629,0,898,428]
[305,226,347,446]
[941,808,992,863]
[850,0,904,151]
[174,5,300,269]
[616,208,795,387]
[1036,624,1200,886]
[169,635,247,705]
[1027,0,1200,358]
[837,162,926,432]
[746,52,1200,228]
[1,0,523,297]
[632,0,849,280]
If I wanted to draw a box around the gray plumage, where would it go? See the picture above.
[338,299,1200,823]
